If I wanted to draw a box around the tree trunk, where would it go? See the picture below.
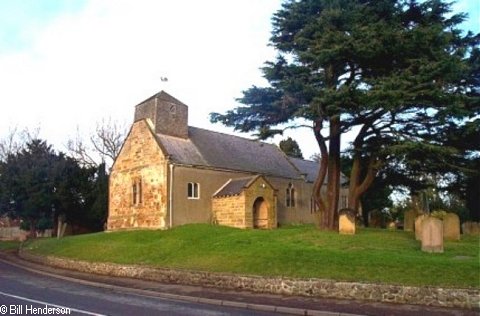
[348,119,381,216]
[348,155,380,215]
[312,120,328,229]
[326,116,341,230]
[466,172,480,221]
[29,219,37,239]
[362,207,369,227]
[348,153,362,212]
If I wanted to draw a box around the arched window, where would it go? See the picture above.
[286,183,295,208]
[132,178,142,206]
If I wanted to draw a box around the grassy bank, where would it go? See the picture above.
[0,240,20,251]
[24,224,479,288]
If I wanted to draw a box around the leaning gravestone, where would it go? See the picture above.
[443,213,460,241]
[421,217,444,253]
[404,210,416,232]
[415,214,427,241]
[339,209,356,235]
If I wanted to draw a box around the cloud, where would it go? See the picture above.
[0,0,281,153]
[0,0,476,159]
[0,0,87,53]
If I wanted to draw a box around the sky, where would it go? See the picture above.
[0,0,478,160]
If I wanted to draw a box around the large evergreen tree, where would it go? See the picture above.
[0,139,106,237]
[436,120,480,221]
[0,140,58,237]
[86,163,109,231]
[211,0,479,230]
[53,154,98,233]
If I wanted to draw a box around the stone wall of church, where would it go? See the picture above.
[269,177,349,226]
[134,94,188,138]
[171,166,252,226]
[212,177,276,229]
[268,177,315,225]
[107,120,168,231]
[212,195,246,228]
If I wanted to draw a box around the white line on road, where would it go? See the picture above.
[0,290,106,316]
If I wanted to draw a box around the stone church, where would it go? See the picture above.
[107,91,348,231]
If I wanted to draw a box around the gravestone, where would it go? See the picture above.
[339,209,356,235]
[415,214,427,241]
[421,217,444,253]
[462,221,480,236]
[404,210,416,232]
[387,221,396,230]
[443,213,460,241]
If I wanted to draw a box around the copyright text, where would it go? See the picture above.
[1,305,71,315]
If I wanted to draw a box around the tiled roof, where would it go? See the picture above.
[288,157,349,185]
[136,90,187,107]
[213,176,257,197]
[288,157,318,183]
[156,133,206,166]
[137,91,350,183]
[156,127,351,184]
[157,126,302,179]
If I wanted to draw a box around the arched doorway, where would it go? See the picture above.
[253,197,269,228]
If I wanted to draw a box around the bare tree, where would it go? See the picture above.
[0,126,40,162]
[66,118,127,169]
[91,118,126,165]
[66,127,99,169]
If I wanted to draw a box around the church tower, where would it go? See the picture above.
[134,91,188,138]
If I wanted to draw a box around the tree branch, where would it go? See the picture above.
[355,157,382,198]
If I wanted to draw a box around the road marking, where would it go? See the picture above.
[0,257,333,316]
[0,290,106,316]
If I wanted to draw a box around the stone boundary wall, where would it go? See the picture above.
[0,227,27,240]
[19,251,479,310]
[0,228,52,241]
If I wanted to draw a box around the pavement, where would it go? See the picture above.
[0,250,476,316]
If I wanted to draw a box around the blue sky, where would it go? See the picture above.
[0,0,478,160]
[454,0,480,34]
[0,0,87,53]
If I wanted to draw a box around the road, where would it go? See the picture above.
[0,255,477,316]
[0,260,275,316]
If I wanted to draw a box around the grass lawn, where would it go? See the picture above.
[23,224,479,288]
[0,240,20,251]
